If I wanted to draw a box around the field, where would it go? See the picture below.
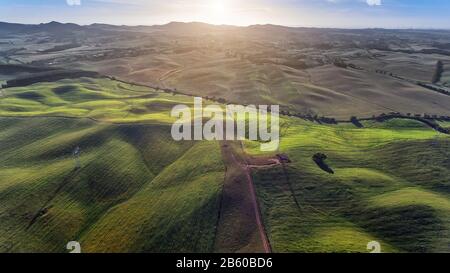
[0,78,225,252]
[1,21,450,253]
[2,22,450,119]
[0,77,194,123]
[0,77,449,252]
[247,118,450,252]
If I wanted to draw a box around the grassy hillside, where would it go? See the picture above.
[247,118,450,253]
[80,141,224,253]
[0,77,194,123]
[4,22,450,119]
[0,78,225,253]
[1,77,449,253]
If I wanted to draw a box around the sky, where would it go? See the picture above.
[0,0,450,29]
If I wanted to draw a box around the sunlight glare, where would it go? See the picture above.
[209,0,231,24]
[212,0,226,15]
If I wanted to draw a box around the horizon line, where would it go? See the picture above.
[2,20,450,31]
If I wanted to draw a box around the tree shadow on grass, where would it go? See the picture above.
[312,153,334,174]
[351,116,364,128]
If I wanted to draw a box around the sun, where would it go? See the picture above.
[208,0,230,24]
[201,0,243,25]
[211,0,226,15]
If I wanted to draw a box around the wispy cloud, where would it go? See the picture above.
[366,0,382,6]
[66,0,82,6]
[326,0,382,6]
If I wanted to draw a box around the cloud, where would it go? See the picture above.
[66,0,81,6]
[366,0,381,6]
[326,0,382,6]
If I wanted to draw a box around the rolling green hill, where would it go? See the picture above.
[0,78,225,252]
[0,116,225,252]
[0,77,449,253]
[247,118,450,252]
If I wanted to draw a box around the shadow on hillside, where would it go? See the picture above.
[313,153,334,174]
[351,116,364,128]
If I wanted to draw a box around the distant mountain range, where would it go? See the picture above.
[2,20,449,33]
[0,21,84,33]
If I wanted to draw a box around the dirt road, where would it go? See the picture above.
[214,141,274,253]
[241,163,272,253]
